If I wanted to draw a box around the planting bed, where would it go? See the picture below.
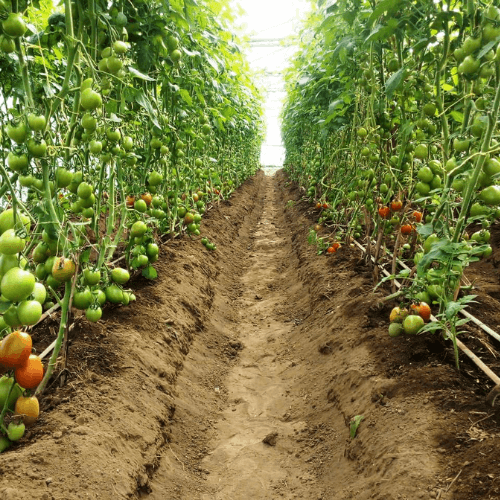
[1,170,499,499]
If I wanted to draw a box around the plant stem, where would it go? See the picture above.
[35,281,72,396]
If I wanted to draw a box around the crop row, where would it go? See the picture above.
[0,0,263,449]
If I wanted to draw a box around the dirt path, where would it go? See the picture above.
[197,178,312,499]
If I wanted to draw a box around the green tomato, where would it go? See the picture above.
[414,144,428,160]
[403,315,424,335]
[7,421,25,442]
[32,282,47,304]
[415,182,431,196]
[46,274,62,291]
[134,199,147,213]
[2,13,27,38]
[458,55,480,74]
[0,229,25,255]
[7,152,29,173]
[17,300,42,326]
[73,288,93,310]
[417,166,434,183]
[1,267,35,302]
[80,88,102,111]
[27,113,46,131]
[479,185,500,206]
[77,182,93,199]
[94,289,107,306]
[55,168,73,188]
[423,233,441,254]
[89,140,103,155]
[85,307,102,323]
[148,171,163,187]
[453,138,470,152]
[83,268,101,286]
[111,267,130,285]
[388,323,403,337]
[6,122,28,144]
[105,284,124,304]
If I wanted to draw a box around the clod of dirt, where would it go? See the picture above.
[262,432,278,446]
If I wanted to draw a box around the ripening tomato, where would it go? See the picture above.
[15,354,43,390]
[413,211,423,223]
[410,302,432,322]
[126,195,135,208]
[0,331,32,369]
[15,395,39,426]
[401,224,414,235]
[141,193,153,206]
[327,246,336,254]
[390,200,403,211]
[389,307,408,323]
[52,257,76,282]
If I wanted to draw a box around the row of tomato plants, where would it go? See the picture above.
[0,0,263,450]
[282,0,500,367]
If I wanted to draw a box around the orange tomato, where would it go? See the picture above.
[0,331,32,369]
[410,302,431,322]
[391,200,403,211]
[15,354,44,390]
[141,193,153,206]
[316,202,322,209]
[193,193,199,202]
[15,395,40,426]
[401,224,414,235]
[389,306,408,323]
[322,203,328,209]
[378,206,391,218]
[52,256,76,282]
[413,211,423,223]
[327,246,336,254]
[126,195,135,208]
[332,242,341,250]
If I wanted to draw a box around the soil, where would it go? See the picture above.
[1,170,500,500]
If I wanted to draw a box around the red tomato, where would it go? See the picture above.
[378,207,391,218]
[401,224,414,235]
[410,302,432,322]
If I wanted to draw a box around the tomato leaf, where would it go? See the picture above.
[0,302,12,313]
[385,67,406,99]
[128,66,155,81]
[80,248,91,264]
[142,265,157,280]
[349,415,364,438]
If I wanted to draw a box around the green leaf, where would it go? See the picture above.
[178,88,193,106]
[350,415,364,438]
[142,265,158,280]
[450,110,464,123]
[368,0,400,26]
[128,66,155,81]
[134,89,160,128]
[80,248,91,264]
[0,302,12,313]
[385,67,405,99]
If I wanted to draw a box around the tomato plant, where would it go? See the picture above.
[0,0,264,448]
